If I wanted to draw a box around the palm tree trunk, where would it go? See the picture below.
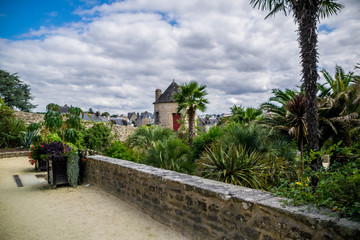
[188,107,195,144]
[295,1,321,171]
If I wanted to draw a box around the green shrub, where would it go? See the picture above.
[82,123,113,152]
[0,116,26,148]
[142,138,194,174]
[105,141,139,162]
[272,146,360,221]
[192,126,223,160]
[201,143,268,189]
[127,125,174,149]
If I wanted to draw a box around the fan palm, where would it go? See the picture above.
[250,0,343,171]
[173,81,209,143]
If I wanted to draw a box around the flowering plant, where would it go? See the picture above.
[28,144,47,165]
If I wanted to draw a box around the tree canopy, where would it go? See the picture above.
[0,69,36,112]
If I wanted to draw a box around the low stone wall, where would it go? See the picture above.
[0,150,30,158]
[84,156,360,240]
[14,111,135,142]
[14,111,44,125]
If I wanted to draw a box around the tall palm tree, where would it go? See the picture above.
[173,81,209,143]
[250,0,343,171]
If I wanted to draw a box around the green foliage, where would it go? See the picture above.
[44,103,84,152]
[0,97,15,120]
[202,143,268,189]
[19,129,40,148]
[229,105,263,124]
[0,115,26,148]
[67,151,79,188]
[82,123,113,152]
[0,69,36,111]
[192,126,223,160]
[127,125,175,153]
[272,143,360,221]
[105,141,139,162]
[205,123,297,185]
[142,138,194,174]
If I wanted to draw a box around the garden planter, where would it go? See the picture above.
[48,156,68,187]
[78,150,86,185]
[35,159,47,172]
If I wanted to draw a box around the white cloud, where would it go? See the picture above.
[0,0,359,114]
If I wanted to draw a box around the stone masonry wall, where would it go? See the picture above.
[154,102,178,129]
[13,111,135,142]
[14,111,44,125]
[84,156,360,240]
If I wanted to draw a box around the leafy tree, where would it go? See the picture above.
[173,81,209,143]
[250,0,343,171]
[44,103,84,153]
[88,108,94,113]
[101,112,110,117]
[82,123,113,152]
[0,69,36,111]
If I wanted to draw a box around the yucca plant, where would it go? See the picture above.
[202,143,268,189]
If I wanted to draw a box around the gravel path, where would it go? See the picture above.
[0,156,189,240]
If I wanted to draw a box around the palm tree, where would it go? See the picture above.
[319,65,357,98]
[250,0,343,171]
[261,89,307,169]
[173,81,209,143]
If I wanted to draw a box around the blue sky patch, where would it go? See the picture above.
[318,24,335,34]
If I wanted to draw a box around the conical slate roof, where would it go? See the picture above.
[154,81,180,104]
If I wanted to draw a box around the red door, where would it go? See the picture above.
[172,113,181,131]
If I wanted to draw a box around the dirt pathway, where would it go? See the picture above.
[0,156,189,240]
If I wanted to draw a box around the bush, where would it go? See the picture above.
[192,126,223,160]
[0,116,26,148]
[201,143,268,189]
[127,125,174,151]
[142,138,194,174]
[82,123,113,152]
[105,141,139,162]
[272,146,360,221]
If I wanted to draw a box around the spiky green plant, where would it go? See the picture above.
[202,143,268,189]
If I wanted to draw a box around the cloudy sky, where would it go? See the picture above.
[0,0,359,115]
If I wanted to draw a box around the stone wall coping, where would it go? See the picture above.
[88,155,360,235]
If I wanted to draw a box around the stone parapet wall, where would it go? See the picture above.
[0,151,30,158]
[84,156,360,240]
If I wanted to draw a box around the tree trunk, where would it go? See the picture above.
[295,1,321,171]
[188,107,195,144]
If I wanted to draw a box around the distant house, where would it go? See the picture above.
[59,104,70,114]
[198,116,219,132]
[153,80,181,131]
[127,112,137,124]
[83,111,109,122]
[135,111,154,127]
[110,118,128,126]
